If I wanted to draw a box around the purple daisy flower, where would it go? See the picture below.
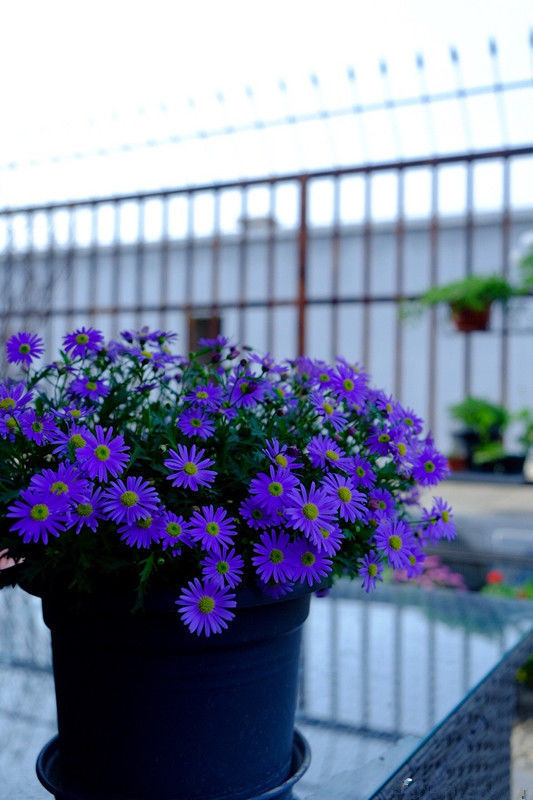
[307,435,352,472]
[412,446,450,486]
[160,511,192,552]
[102,476,160,525]
[238,496,278,529]
[422,497,457,542]
[0,383,33,414]
[249,466,299,514]
[331,363,367,407]
[6,332,44,366]
[313,522,345,554]
[374,517,416,569]
[226,372,266,408]
[0,414,18,440]
[177,407,215,440]
[52,423,89,457]
[322,473,366,522]
[19,410,58,445]
[252,530,294,583]
[369,487,395,517]
[188,505,237,552]
[69,377,110,401]
[184,383,223,410]
[402,545,426,578]
[67,487,106,534]
[358,551,384,592]
[76,425,130,481]
[257,578,295,598]
[366,428,393,457]
[118,514,165,549]
[390,404,424,436]
[176,578,236,637]
[63,327,104,359]
[201,547,244,588]
[262,439,303,471]
[164,444,216,491]
[288,539,332,587]
[286,482,338,545]
[197,334,230,348]
[7,490,66,544]
[351,454,376,489]
[51,404,96,421]
[310,391,347,432]
[29,464,90,505]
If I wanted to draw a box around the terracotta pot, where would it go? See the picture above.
[451,305,491,332]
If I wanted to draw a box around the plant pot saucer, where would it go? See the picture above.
[36,730,311,800]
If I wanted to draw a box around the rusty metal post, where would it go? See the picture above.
[297,176,308,356]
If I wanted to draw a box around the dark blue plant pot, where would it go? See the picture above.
[37,586,312,800]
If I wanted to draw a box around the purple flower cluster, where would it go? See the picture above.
[1,326,456,637]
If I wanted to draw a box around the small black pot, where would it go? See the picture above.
[37,586,312,800]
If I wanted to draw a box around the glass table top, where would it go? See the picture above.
[1,582,532,800]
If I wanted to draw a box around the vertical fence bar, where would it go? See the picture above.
[362,172,372,370]
[394,168,405,400]
[238,186,248,345]
[0,212,14,370]
[461,629,471,694]
[64,207,76,331]
[266,184,276,354]
[427,616,436,728]
[111,201,121,335]
[135,199,145,330]
[463,159,474,398]
[297,176,308,356]
[330,175,341,360]
[185,192,194,349]
[88,202,99,326]
[427,165,439,432]
[22,213,34,334]
[43,210,55,358]
[158,195,170,332]
[211,190,221,333]
[500,156,511,411]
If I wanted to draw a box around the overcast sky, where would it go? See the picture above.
[1,0,532,206]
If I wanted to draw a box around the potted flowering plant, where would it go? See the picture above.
[0,327,454,800]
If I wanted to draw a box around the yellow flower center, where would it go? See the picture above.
[268,481,283,497]
[18,343,31,354]
[184,462,198,475]
[120,491,139,507]
[166,522,181,537]
[70,434,86,448]
[75,333,89,345]
[337,486,352,503]
[196,390,208,399]
[275,454,288,467]
[389,535,402,551]
[77,503,93,517]
[198,596,215,614]
[302,502,319,520]
[323,402,334,415]
[378,433,390,444]
[442,511,450,523]
[206,522,220,536]
[30,503,49,521]
[343,378,354,391]
[269,548,284,563]
[190,418,202,428]
[356,466,365,477]
[31,422,43,433]
[70,409,82,418]
[95,445,110,461]
[216,561,229,574]
[137,517,152,529]
[368,563,378,577]
[0,398,15,410]
[325,449,339,461]
[424,461,435,472]
[51,481,68,495]
[85,381,97,392]
[301,551,316,566]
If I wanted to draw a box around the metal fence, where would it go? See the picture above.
[1,145,533,450]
